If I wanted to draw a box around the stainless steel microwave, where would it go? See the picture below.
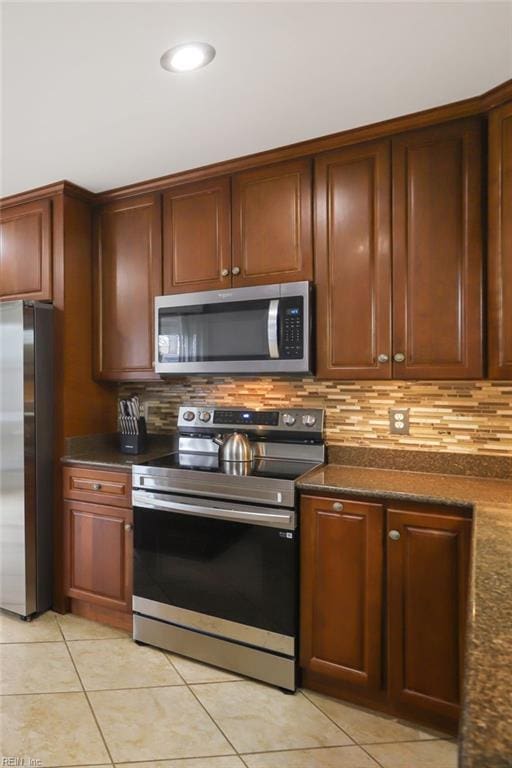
[155,281,311,375]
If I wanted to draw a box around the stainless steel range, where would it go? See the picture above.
[132,405,325,691]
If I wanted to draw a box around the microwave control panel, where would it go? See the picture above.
[280,298,304,359]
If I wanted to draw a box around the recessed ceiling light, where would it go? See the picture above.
[160,42,216,73]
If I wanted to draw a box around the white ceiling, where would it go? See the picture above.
[2,2,511,197]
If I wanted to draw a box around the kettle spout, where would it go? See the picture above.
[212,434,224,447]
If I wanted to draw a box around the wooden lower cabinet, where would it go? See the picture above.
[64,499,133,613]
[300,496,384,693]
[387,507,471,726]
[300,494,471,732]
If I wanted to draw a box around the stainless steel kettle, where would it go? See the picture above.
[213,432,253,462]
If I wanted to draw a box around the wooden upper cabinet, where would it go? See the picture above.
[387,507,471,724]
[488,101,512,379]
[315,140,392,379]
[163,177,231,294]
[0,198,52,301]
[392,118,483,379]
[232,159,313,286]
[94,194,162,380]
[301,495,384,693]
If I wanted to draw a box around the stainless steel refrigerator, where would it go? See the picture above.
[0,300,53,618]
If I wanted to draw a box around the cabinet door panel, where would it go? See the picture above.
[488,101,512,378]
[163,177,231,293]
[392,119,483,378]
[315,141,392,378]
[387,508,471,721]
[64,500,132,612]
[94,194,162,380]
[301,496,384,692]
[232,159,312,286]
[0,199,52,301]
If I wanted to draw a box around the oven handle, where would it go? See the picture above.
[267,299,280,359]
[132,490,293,527]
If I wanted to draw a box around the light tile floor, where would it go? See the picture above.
[0,610,458,768]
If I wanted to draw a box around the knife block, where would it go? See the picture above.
[120,417,147,455]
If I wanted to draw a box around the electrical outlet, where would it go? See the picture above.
[389,408,410,435]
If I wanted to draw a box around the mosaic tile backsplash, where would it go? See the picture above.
[120,378,512,457]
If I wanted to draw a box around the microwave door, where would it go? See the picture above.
[158,299,273,366]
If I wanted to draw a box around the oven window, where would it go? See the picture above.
[158,299,271,362]
[133,507,297,638]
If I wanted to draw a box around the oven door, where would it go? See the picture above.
[154,281,310,375]
[132,492,297,650]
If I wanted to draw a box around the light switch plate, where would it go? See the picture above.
[389,408,410,435]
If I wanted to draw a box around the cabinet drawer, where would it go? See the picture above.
[63,466,131,507]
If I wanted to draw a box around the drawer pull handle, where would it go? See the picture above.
[389,529,401,541]
[393,352,406,363]
[232,266,241,276]
[92,483,102,491]
[332,502,344,512]
[125,523,133,532]
[221,268,230,277]
[377,353,389,363]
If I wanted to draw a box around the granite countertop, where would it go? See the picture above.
[61,433,176,470]
[298,464,512,768]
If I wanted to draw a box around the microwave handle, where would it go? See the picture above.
[267,299,280,359]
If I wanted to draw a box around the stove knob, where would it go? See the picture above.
[302,414,317,427]
[198,411,211,422]
[183,410,195,422]
[282,413,296,426]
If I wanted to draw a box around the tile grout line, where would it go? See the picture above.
[160,648,187,685]
[354,742,387,768]
[295,690,386,768]
[297,689,359,745]
[185,681,243,758]
[300,688,453,746]
[161,646,245,685]
[61,628,116,767]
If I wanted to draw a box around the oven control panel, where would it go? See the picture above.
[178,406,324,436]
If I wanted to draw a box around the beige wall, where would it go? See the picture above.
[120,378,512,457]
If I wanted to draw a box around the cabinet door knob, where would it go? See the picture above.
[232,266,241,276]
[125,523,133,532]
[92,483,102,491]
[332,502,344,512]
[388,529,401,541]
[221,268,230,277]
[377,354,389,363]
[393,352,406,363]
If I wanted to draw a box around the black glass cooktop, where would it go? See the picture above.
[142,452,318,481]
